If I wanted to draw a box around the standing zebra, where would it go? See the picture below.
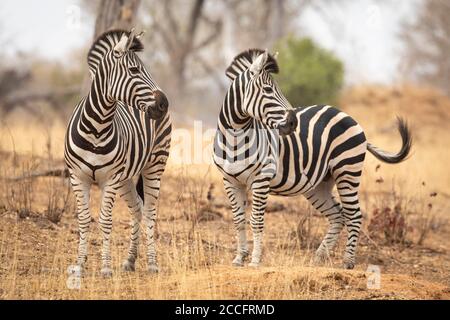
[213,49,412,269]
[65,29,171,276]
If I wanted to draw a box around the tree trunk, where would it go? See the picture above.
[171,53,187,100]
[175,0,204,96]
[270,0,285,47]
[93,0,142,38]
[223,0,238,62]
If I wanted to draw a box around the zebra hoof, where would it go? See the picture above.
[67,264,83,276]
[232,257,244,267]
[122,260,135,272]
[343,261,355,270]
[147,264,159,274]
[101,267,113,278]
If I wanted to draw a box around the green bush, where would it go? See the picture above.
[274,36,344,107]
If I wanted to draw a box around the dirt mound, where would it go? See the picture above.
[164,265,450,300]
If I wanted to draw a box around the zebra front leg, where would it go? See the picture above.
[119,181,143,272]
[99,183,117,277]
[223,179,248,266]
[142,176,161,274]
[249,180,270,267]
[69,174,91,272]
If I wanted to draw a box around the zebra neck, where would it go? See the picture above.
[78,74,116,144]
[219,79,251,130]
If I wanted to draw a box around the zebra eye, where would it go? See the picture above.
[129,66,140,76]
[264,86,274,94]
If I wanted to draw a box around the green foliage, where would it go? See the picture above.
[274,36,344,107]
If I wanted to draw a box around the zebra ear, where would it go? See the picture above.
[114,34,129,54]
[125,28,136,51]
[249,50,268,76]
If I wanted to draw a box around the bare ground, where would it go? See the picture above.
[0,165,449,300]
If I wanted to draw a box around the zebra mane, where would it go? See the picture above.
[225,48,279,81]
[87,29,144,78]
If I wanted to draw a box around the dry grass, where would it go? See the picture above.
[0,84,449,300]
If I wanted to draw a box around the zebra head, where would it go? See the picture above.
[89,29,169,120]
[226,49,297,136]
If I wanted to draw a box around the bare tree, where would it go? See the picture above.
[140,0,311,105]
[1,1,143,118]
[146,0,222,95]
[400,0,450,95]
[223,0,309,52]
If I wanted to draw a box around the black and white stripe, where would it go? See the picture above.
[213,49,412,269]
[64,29,171,276]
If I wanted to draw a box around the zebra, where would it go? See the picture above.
[213,49,412,269]
[64,29,171,277]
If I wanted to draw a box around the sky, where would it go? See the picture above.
[0,0,93,59]
[299,0,421,84]
[0,0,422,85]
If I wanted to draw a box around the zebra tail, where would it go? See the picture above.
[136,175,145,204]
[367,117,412,164]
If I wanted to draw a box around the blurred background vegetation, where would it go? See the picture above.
[0,0,449,127]
[275,36,344,107]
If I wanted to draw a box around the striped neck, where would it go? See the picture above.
[219,72,251,131]
[78,68,116,143]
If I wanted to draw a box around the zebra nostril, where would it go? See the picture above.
[146,90,169,120]
[158,101,167,112]
[154,90,169,113]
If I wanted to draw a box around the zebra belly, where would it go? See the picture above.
[269,169,317,197]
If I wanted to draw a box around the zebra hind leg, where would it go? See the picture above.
[335,172,363,270]
[223,179,249,267]
[119,180,143,272]
[304,180,344,266]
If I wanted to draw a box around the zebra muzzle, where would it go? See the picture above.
[147,90,169,120]
[278,110,298,136]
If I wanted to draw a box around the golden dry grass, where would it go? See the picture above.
[0,84,449,300]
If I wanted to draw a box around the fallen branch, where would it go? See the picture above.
[3,168,70,182]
